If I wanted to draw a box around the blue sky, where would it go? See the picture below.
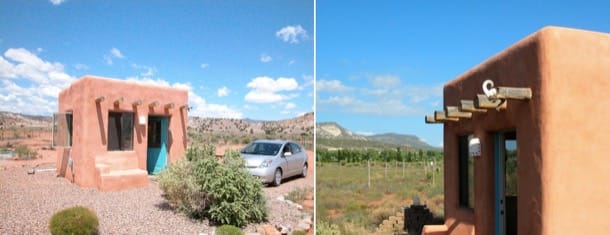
[316,1,610,147]
[0,0,313,120]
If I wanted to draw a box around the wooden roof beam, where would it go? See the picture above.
[435,111,459,122]
[149,101,159,108]
[445,106,472,119]
[475,94,507,110]
[113,97,124,105]
[495,87,532,100]
[460,100,487,113]
[425,115,443,124]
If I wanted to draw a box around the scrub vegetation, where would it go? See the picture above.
[48,206,99,235]
[158,144,268,227]
[316,148,444,234]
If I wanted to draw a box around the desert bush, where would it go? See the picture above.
[215,225,244,235]
[240,137,250,145]
[158,159,208,217]
[286,187,309,203]
[48,206,99,235]
[316,221,341,235]
[159,144,267,227]
[15,144,36,160]
[293,230,307,235]
[185,145,215,161]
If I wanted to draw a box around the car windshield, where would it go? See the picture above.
[241,142,282,156]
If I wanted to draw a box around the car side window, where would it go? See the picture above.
[283,144,292,154]
[290,143,301,153]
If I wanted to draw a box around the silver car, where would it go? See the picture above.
[240,140,308,186]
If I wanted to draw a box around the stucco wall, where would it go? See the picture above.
[431,26,610,235]
[441,27,545,235]
[57,75,188,190]
[540,27,610,234]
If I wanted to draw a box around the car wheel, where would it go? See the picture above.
[272,168,282,186]
[301,163,308,178]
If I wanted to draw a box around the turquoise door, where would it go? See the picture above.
[147,116,168,174]
[495,131,518,235]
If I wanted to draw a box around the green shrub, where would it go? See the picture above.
[316,221,341,235]
[15,144,37,160]
[158,159,208,217]
[286,187,309,203]
[293,230,307,235]
[216,225,244,235]
[48,206,99,235]
[159,144,268,227]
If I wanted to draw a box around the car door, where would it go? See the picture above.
[287,142,305,176]
[280,142,295,177]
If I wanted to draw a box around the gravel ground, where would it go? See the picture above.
[0,156,314,234]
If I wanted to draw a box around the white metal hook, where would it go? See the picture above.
[482,79,497,98]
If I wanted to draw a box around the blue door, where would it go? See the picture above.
[495,132,518,235]
[147,116,168,174]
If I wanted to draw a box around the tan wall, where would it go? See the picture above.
[540,27,610,234]
[431,26,610,235]
[57,75,188,190]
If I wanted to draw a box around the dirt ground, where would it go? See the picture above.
[1,136,315,233]
[0,131,56,169]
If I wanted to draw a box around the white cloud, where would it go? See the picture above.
[110,48,124,59]
[284,102,296,110]
[104,55,113,65]
[74,63,89,70]
[217,86,229,97]
[243,104,257,110]
[104,48,125,65]
[371,75,401,88]
[318,95,422,116]
[276,25,308,44]
[317,80,352,92]
[125,77,242,119]
[288,60,295,65]
[245,76,299,103]
[131,64,157,77]
[260,54,272,63]
[50,0,65,5]
[0,48,75,115]
[318,74,443,117]
[200,63,209,69]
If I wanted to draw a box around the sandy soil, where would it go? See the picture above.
[0,136,316,234]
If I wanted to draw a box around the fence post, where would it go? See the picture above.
[368,160,371,189]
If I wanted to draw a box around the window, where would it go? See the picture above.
[107,112,133,151]
[458,134,475,208]
[290,143,302,153]
[283,143,292,154]
[148,118,162,148]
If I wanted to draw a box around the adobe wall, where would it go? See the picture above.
[57,76,188,189]
[441,28,545,235]
[431,26,610,235]
[539,27,610,234]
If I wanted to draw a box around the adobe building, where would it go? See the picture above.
[423,26,610,234]
[54,75,188,191]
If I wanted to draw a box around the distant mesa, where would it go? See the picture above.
[316,122,437,151]
[0,111,314,139]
